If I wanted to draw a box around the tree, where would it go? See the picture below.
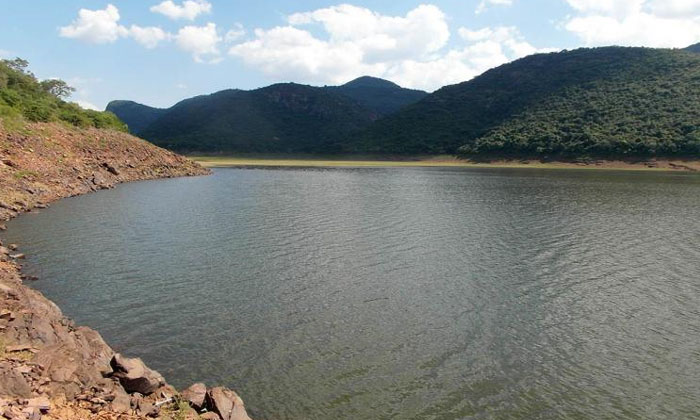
[40,79,75,99]
[2,58,29,73]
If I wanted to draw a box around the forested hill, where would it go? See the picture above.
[105,100,166,134]
[327,76,427,115]
[107,77,426,152]
[687,43,700,53]
[136,84,379,153]
[346,47,700,157]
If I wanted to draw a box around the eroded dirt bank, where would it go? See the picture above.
[0,121,251,420]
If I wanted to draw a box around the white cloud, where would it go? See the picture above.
[648,0,700,17]
[476,0,514,14]
[229,5,552,91]
[73,100,100,111]
[150,0,212,20]
[129,25,169,49]
[286,4,449,63]
[175,23,222,63]
[225,23,246,43]
[59,4,128,44]
[564,0,700,47]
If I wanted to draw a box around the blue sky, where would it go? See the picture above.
[1,0,698,110]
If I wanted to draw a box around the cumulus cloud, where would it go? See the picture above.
[564,0,700,47]
[476,0,514,14]
[225,23,246,43]
[72,100,100,111]
[129,25,170,48]
[59,4,129,44]
[229,4,551,91]
[59,4,169,49]
[174,23,222,63]
[150,0,212,20]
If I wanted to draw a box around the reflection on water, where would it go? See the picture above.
[5,167,700,419]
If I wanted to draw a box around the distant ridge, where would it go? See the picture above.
[328,76,428,115]
[105,100,166,134]
[106,77,426,153]
[686,42,700,53]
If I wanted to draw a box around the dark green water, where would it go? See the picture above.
[5,167,700,419]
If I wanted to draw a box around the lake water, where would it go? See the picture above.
[5,167,700,419]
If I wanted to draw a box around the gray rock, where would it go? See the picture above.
[110,354,164,395]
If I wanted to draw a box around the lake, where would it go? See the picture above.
[5,167,700,419]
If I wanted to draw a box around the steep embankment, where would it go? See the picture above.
[0,121,252,420]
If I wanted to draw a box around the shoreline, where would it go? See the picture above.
[191,155,700,172]
[0,121,252,419]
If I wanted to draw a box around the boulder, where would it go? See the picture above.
[110,354,164,395]
[200,412,222,420]
[181,383,207,410]
[26,396,50,413]
[205,387,252,420]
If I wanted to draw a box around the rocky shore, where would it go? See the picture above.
[0,121,252,419]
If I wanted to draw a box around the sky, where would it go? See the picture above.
[1,0,699,110]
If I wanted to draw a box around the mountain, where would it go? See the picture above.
[348,47,700,157]
[108,77,425,153]
[137,83,379,153]
[105,100,166,134]
[686,43,700,53]
[327,76,427,115]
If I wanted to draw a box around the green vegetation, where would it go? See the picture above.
[107,77,426,153]
[348,47,700,158]
[136,83,378,153]
[105,100,166,134]
[0,58,126,131]
[326,76,427,115]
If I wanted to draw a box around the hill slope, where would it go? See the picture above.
[348,47,700,157]
[686,43,700,53]
[105,100,166,134]
[137,83,379,152]
[108,77,426,153]
[327,76,427,115]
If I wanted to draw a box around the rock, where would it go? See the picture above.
[109,354,164,395]
[23,407,41,420]
[103,162,120,176]
[181,383,207,410]
[0,368,32,398]
[10,254,25,260]
[200,412,222,420]
[110,388,131,413]
[8,244,18,251]
[137,400,158,417]
[0,310,15,320]
[0,224,6,231]
[205,387,252,420]
[0,246,9,255]
[26,396,51,413]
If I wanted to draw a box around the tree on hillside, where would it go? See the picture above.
[40,79,75,99]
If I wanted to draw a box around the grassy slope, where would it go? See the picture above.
[191,155,700,172]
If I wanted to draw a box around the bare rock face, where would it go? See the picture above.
[181,382,207,410]
[205,387,252,420]
[110,354,165,395]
